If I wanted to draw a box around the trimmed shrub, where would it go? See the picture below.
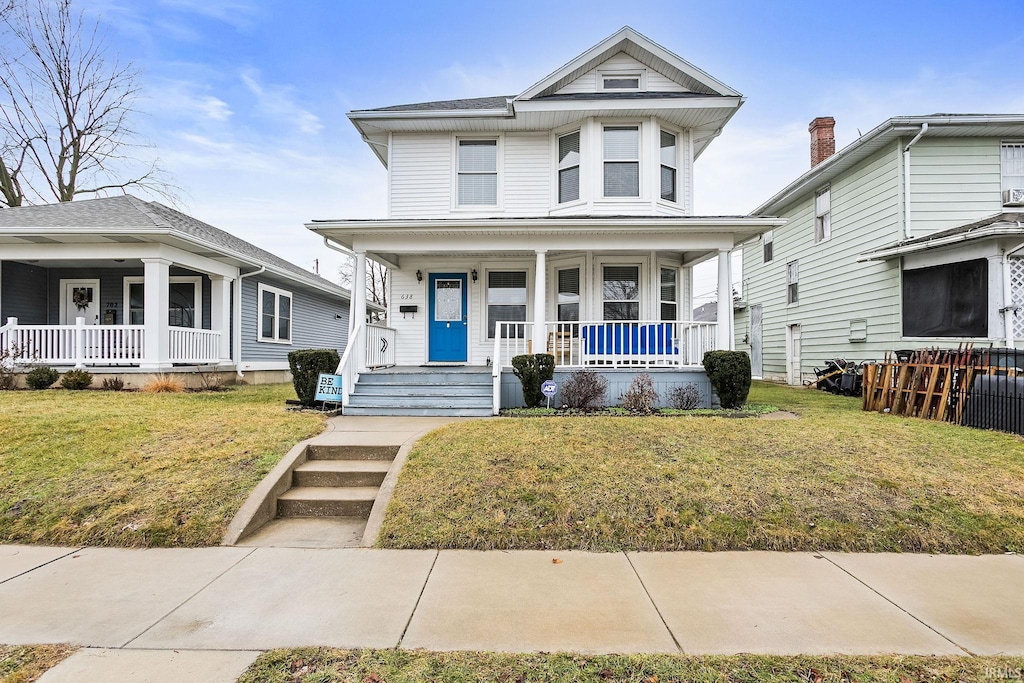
[25,366,60,390]
[620,373,658,414]
[60,369,93,390]
[511,353,555,408]
[703,350,752,409]
[288,349,341,406]
[560,368,608,410]
[143,375,185,393]
[101,376,125,391]
[668,383,702,410]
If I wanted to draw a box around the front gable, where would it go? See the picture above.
[553,52,690,96]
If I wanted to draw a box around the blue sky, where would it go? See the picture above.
[84,0,1024,301]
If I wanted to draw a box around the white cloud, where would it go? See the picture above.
[156,0,259,29]
[240,70,323,135]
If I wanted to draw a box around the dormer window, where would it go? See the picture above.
[600,71,643,91]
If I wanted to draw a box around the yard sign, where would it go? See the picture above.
[315,373,344,403]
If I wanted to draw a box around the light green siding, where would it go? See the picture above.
[908,137,1003,235]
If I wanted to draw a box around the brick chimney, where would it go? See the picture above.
[809,117,836,167]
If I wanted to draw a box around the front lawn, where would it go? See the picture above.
[242,649,1024,683]
[0,385,324,547]
[379,382,1024,553]
[0,645,75,683]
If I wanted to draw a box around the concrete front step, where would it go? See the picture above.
[343,405,493,417]
[306,444,399,461]
[352,385,492,398]
[292,460,391,488]
[277,486,379,518]
[358,372,492,386]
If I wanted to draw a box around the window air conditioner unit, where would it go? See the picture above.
[1005,188,1024,206]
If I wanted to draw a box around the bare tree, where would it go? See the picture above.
[339,258,389,321]
[0,0,174,207]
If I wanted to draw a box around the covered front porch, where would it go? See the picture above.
[0,246,236,370]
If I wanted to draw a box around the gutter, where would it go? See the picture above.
[903,123,929,238]
[858,225,1024,261]
[234,266,265,379]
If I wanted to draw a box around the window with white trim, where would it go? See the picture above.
[258,283,292,343]
[603,265,640,320]
[1002,142,1024,200]
[763,230,774,263]
[556,267,580,322]
[814,186,831,243]
[660,267,678,321]
[786,261,799,306]
[457,139,498,206]
[486,270,527,338]
[557,131,580,203]
[660,131,677,202]
[123,276,201,328]
[601,73,641,91]
[603,126,640,197]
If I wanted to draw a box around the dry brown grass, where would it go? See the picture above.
[141,374,185,393]
[379,382,1024,553]
[0,645,75,683]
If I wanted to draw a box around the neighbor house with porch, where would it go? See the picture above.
[308,27,785,415]
[0,195,356,386]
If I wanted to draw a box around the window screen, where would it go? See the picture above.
[660,131,676,202]
[457,140,498,205]
[902,259,988,337]
[603,126,639,197]
[487,271,527,338]
[558,131,580,203]
[603,265,640,320]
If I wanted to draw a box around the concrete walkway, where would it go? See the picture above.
[2,544,1023,681]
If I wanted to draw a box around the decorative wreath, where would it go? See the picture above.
[72,288,91,311]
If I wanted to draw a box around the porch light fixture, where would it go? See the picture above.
[114,259,125,263]
[471,269,478,282]
[416,270,423,282]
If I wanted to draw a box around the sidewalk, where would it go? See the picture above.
[2,544,1023,681]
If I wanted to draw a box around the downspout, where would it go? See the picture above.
[1002,230,1024,349]
[902,123,928,239]
[234,266,266,379]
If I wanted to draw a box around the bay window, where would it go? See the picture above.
[603,126,640,197]
[557,131,580,203]
[660,267,678,321]
[660,131,677,202]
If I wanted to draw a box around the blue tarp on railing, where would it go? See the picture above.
[581,323,678,356]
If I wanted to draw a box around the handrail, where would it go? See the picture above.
[336,322,364,407]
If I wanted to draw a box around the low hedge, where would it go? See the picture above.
[702,350,752,409]
[288,349,340,406]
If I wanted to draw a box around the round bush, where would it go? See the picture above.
[60,369,94,390]
[25,366,60,390]
[702,351,752,409]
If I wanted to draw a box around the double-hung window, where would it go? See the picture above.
[660,267,678,321]
[786,261,799,306]
[557,267,580,322]
[603,126,640,197]
[603,265,640,320]
[814,187,831,243]
[486,271,527,338]
[763,230,774,263]
[660,131,677,202]
[259,283,292,343]
[557,131,580,203]
[457,139,498,206]
[1002,142,1024,204]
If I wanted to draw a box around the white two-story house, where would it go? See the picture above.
[309,27,784,415]
[736,114,1024,384]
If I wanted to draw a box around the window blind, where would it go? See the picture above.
[1003,143,1024,189]
[458,140,497,205]
[458,140,496,172]
[487,270,527,337]
[603,127,638,160]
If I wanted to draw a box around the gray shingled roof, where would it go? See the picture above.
[354,96,512,113]
[0,195,350,299]
[531,91,732,101]
[890,212,1024,247]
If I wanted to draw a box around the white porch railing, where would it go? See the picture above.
[168,328,221,364]
[1,317,223,367]
[492,320,719,370]
[365,324,396,369]
[335,322,364,407]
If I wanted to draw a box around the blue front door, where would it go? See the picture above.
[428,273,468,362]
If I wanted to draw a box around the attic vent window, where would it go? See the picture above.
[602,73,641,91]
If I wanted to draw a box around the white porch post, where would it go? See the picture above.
[210,275,232,363]
[716,250,732,350]
[533,250,547,355]
[352,250,367,371]
[141,258,171,370]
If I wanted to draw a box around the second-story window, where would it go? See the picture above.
[814,186,831,243]
[660,131,677,202]
[558,131,580,203]
[763,230,774,263]
[786,260,799,306]
[457,139,497,206]
[1002,142,1024,205]
[603,126,639,198]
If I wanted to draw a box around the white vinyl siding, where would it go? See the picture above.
[603,126,640,197]
[555,53,689,94]
[457,139,498,206]
[389,133,451,218]
[907,137,1003,235]
[504,133,549,214]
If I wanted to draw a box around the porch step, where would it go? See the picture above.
[358,371,491,386]
[306,444,399,461]
[348,394,490,409]
[277,486,379,518]
[346,368,493,417]
[352,384,492,398]
[292,460,392,488]
[343,406,493,417]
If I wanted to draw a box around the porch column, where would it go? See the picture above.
[533,250,546,355]
[141,257,171,370]
[210,275,232,363]
[716,250,732,350]
[352,250,367,372]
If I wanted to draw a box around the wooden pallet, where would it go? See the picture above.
[862,344,984,422]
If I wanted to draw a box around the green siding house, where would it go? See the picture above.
[737,114,1024,384]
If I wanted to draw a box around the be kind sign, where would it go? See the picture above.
[314,373,344,402]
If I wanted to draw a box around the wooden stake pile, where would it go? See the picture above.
[862,344,981,422]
